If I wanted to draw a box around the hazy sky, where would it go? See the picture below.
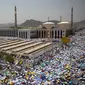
[0,0,85,24]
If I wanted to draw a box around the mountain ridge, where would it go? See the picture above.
[0,19,85,28]
[20,19,60,27]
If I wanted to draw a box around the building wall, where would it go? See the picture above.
[18,29,30,39]
[35,28,66,39]
[0,28,71,39]
[0,29,18,37]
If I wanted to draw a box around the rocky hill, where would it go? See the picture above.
[20,19,60,27]
[20,19,42,27]
[0,20,85,28]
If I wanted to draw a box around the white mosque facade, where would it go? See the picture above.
[0,21,73,40]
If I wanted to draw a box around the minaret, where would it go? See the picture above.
[15,6,17,28]
[48,17,49,21]
[60,16,62,22]
[71,7,73,29]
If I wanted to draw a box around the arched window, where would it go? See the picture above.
[51,27,54,29]
[42,27,46,29]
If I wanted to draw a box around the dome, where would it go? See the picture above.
[57,21,71,29]
[43,22,55,25]
[42,22,55,29]
[58,21,70,24]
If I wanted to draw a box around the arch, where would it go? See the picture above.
[42,27,47,29]
[51,26,54,29]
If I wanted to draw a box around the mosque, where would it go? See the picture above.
[0,21,73,40]
[0,6,74,40]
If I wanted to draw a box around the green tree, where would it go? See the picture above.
[0,52,3,59]
[61,36,70,45]
[5,54,14,64]
[0,64,2,70]
[0,52,6,59]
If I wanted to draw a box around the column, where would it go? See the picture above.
[42,30,43,38]
[55,31,56,38]
[37,31,38,38]
[44,30,45,38]
[56,30,58,38]
[24,31,26,39]
[38,30,40,38]
[42,30,44,38]
[59,30,61,38]
[48,30,50,39]
[58,30,59,38]
[27,30,30,39]
[52,30,53,38]
[61,30,62,38]
[25,31,27,39]
[50,30,52,38]
[54,30,55,39]
[40,30,42,38]
[56,31,58,38]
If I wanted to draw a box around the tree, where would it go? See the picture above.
[5,54,14,64]
[18,59,23,65]
[0,52,3,59]
[0,64,2,70]
[61,36,70,45]
[0,52,7,59]
[10,26,22,29]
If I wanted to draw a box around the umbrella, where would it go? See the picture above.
[40,73,46,80]
[4,71,10,76]
[9,81,14,85]
[41,63,45,67]
[80,63,85,70]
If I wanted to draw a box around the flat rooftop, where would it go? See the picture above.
[0,38,54,58]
